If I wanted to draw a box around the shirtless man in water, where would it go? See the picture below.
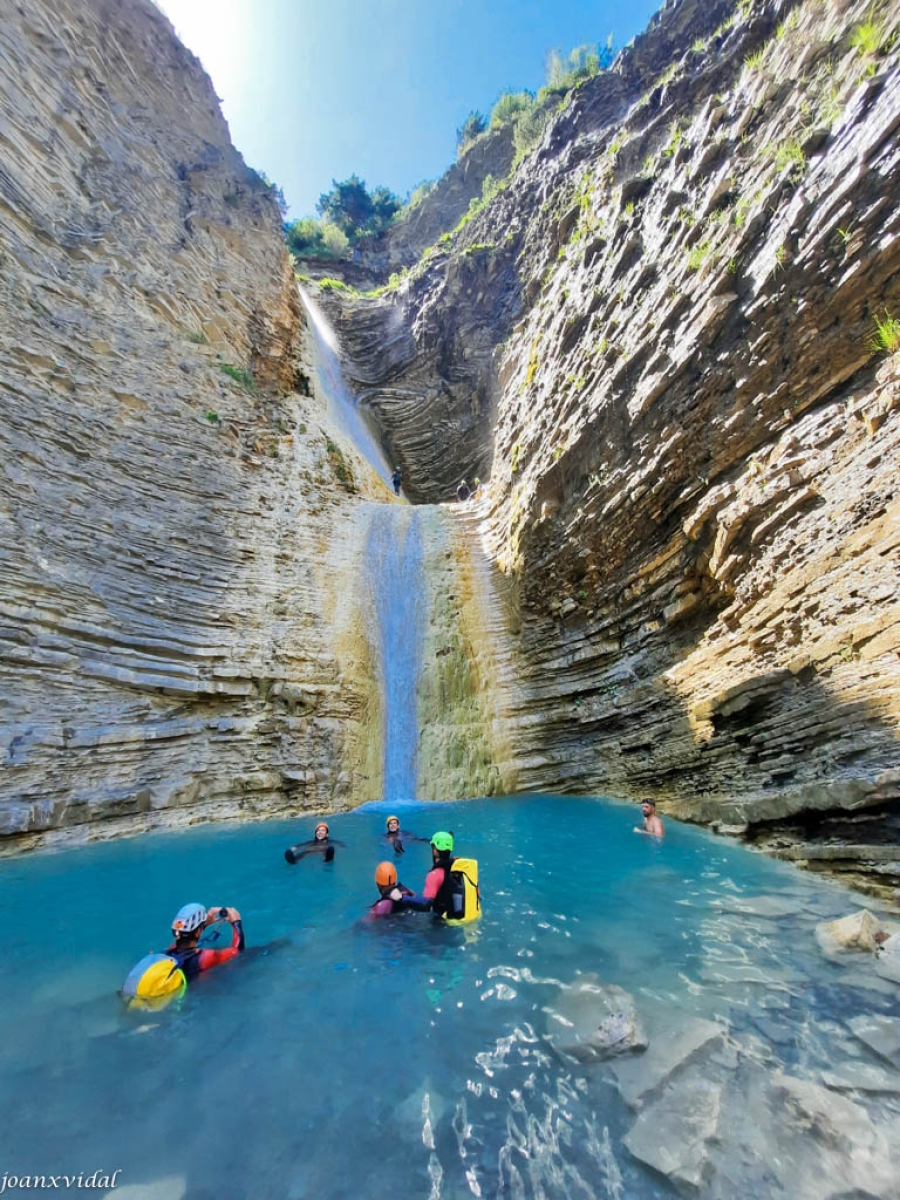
[634,798,664,837]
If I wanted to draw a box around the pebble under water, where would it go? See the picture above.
[2,795,899,1199]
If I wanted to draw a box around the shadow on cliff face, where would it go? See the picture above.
[512,594,900,838]
[332,231,526,506]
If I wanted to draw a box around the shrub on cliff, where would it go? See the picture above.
[456,110,487,153]
[490,91,535,128]
[285,216,349,260]
[540,37,615,99]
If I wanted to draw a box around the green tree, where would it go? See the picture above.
[317,174,374,236]
[456,110,487,152]
[315,175,400,239]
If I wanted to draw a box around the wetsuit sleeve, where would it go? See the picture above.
[197,920,244,971]
[402,830,429,843]
[398,868,444,911]
[366,898,395,920]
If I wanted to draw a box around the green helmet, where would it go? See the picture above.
[431,831,454,853]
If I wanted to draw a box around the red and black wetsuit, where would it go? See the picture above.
[400,859,455,916]
[166,919,245,980]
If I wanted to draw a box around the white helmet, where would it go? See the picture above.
[172,903,207,936]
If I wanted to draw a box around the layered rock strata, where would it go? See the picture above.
[0,0,389,848]
[324,0,900,874]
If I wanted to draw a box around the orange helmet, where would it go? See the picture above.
[375,862,397,887]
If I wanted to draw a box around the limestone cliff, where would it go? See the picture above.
[0,0,388,847]
[323,0,900,886]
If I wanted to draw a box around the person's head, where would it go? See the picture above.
[430,830,454,865]
[171,903,207,944]
[375,861,397,895]
[386,815,400,834]
[314,821,329,841]
[640,798,656,816]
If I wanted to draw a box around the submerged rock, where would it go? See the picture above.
[544,975,647,1063]
[848,1014,900,1067]
[611,1014,722,1109]
[699,1065,900,1199]
[874,931,900,984]
[624,1076,721,1191]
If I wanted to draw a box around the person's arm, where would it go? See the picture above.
[401,830,430,843]
[197,908,245,970]
[396,868,444,911]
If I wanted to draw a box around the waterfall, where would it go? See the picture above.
[298,285,392,484]
[365,505,425,800]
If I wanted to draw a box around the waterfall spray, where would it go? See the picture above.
[366,506,425,800]
[298,286,392,484]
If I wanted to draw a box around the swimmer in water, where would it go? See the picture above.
[284,821,347,864]
[634,798,664,837]
[395,831,458,915]
[366,861,414,919]
[381,814,428,856]
[166,903,245,980]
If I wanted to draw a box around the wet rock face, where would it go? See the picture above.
[0,0,375,846]
[325,0,900,845]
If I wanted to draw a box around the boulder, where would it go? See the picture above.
[815,909,882,957]
[544,975,647,1063]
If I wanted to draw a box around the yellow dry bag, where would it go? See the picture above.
[442,857,481,925]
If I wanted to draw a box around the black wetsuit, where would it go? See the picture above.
[392,471,402,496]
[284,837,346,864]
[381,829,427,856]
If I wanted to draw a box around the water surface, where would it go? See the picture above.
[1,795,898,1198]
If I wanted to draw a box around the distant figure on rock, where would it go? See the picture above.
[381,813,428,856]
[284,820,346,864]
[634,798,664,837]
[456,480,470,502]
[392,468,402,496]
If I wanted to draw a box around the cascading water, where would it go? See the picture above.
[365,505,425,800]
[300,285,426,800]
[299,285,393,484]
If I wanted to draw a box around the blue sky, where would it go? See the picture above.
[159,1,662,219]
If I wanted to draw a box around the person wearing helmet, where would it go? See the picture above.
[381,814,428,856]
[396,831,457,915]
[367,861,415,919]
[284,820,347,865]
[165,902,245,980]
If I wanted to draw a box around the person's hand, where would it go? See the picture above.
[388,888,403,902]
[394,841,405,854]
[210,906,239,922]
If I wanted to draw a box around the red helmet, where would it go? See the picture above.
[375,862,397,887]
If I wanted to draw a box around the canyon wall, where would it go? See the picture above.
[327,0,900,881]
[0,0,390,848]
